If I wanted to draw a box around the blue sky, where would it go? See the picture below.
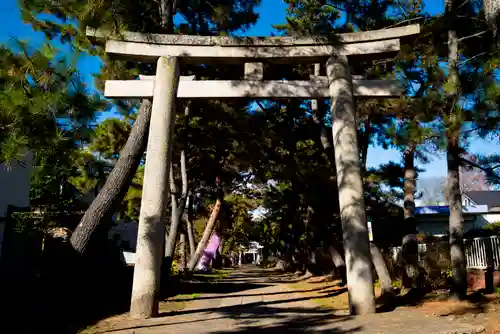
[1,0,498,178]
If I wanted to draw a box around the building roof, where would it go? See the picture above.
[465,191,500,208]
[415,205,489,215]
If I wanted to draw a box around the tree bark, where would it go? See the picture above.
[447,139,467,298]
[360,117,371,178]
[186,197,223,271]
[164,102,190,272]
[370,243,392,295]
[70,99,152,254]
[446,0,467,300]
[164,152,188,261]
[403,144,416,219]
[160,0,176,32]
[186,194,196,258]
[327,55,375,315]
[178,232,186,272]
[130,56,179,318]
[311,63,336,167]
[484,0,500,37]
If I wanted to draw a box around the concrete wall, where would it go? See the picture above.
[0,153,33,218]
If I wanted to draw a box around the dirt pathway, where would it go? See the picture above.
[87,266,486,334]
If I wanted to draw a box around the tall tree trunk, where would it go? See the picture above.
[70,100,152,254]
[360,117,372,178]
[186,194,196,258]
[370,243,393,295]
[178,232,186,272]
[401,143,421,289]
[446,0,467,300]
[160,0,176,32]
[164,102,190,273]
[164,152,188,265]
[311,63,336,167]
[403,144,416,220]
[186,196,223,271]
[329,245,346,281]
[484,0,500,37]
[447,138,467,298]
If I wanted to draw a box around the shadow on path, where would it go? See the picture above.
[171,284,334,302]
[105,305,358,333]
[159,288,347,317]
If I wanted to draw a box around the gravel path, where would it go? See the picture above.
[93,266,485,334]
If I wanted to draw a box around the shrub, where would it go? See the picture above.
[483,222,500,235]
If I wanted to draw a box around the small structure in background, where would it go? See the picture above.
[238,241,263,265]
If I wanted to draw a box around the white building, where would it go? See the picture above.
[416,191,500,237]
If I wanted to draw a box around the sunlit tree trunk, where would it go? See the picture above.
[446,0,467,300]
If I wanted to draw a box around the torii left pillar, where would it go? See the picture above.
[327,55,375,315]
[131,56,179,318]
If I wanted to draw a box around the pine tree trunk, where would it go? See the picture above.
[484,0,500,37]
[70,99,152,254]
[401,143,420,288]
[164,153,188,269]
[186,194,196,258]
[327,55,375,315]
[178,232,186,272]
[329,245,346,280]
[360,117,371,178]
[186,197,222,271]
[403,145,416,220]
[164,102,190,269]
[447,139,467,299]
[311,63,336,167]
[446,0,467,300]
[370,243,393,295]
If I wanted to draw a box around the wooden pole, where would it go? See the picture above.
[327,55,375,315]
[130,56,179,318]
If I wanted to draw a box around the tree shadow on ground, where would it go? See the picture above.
[164,279,270,299]
[208,306,360,334]
[375,287,500,316]
[171,284,333,302]
[104,305,360,333]
[159,288,347,317]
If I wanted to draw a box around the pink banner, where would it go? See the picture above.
[196,232,221,271]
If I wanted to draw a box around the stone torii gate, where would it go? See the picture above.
[88,24,420,318]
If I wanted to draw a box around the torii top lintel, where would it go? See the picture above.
[87,24,420,64]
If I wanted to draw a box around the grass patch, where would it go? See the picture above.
[193,268,231,281]
[290,279,350,311]
[159,292,201,313]
[289,279,388,312]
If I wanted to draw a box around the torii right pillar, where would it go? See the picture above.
[327,55,376,315]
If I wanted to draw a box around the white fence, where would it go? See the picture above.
[391,236,500,270]
[465,236,500,269]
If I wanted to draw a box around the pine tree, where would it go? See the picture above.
[19,0,262,259]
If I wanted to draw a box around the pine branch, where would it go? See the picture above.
[458,30,488,42]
